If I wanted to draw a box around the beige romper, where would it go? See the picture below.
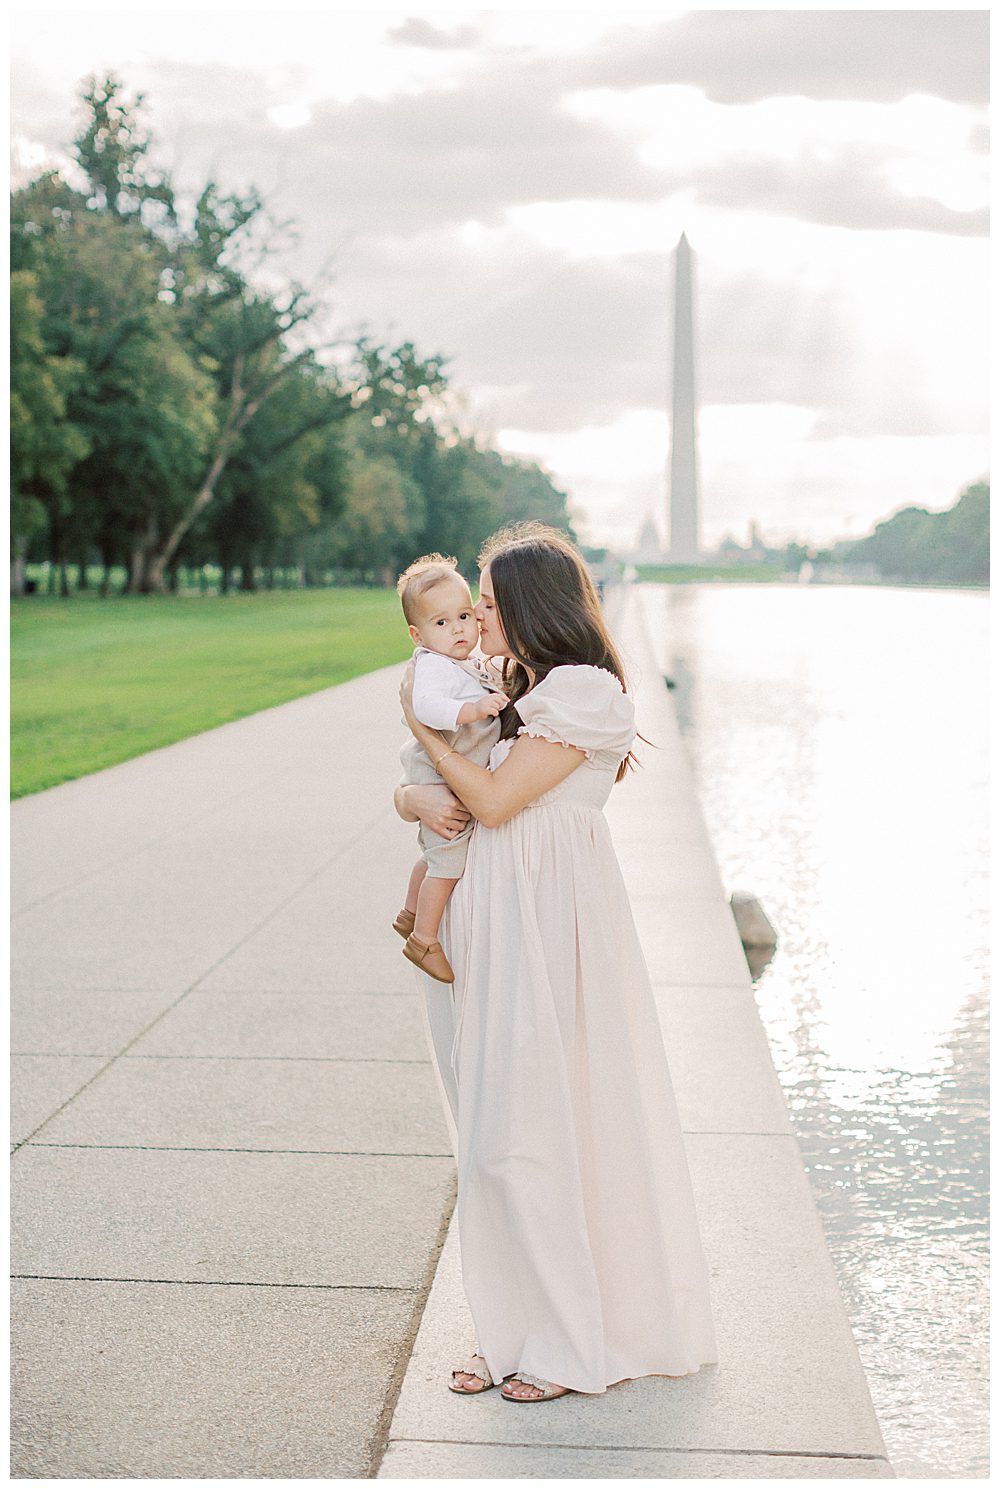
[400,651,504,878]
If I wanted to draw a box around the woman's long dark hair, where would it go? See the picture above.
[478,522,640,783]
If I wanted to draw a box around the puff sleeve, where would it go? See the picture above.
[515,665,636,761]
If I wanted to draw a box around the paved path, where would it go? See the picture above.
[11,647,455,1477]
[10,585,893,1478]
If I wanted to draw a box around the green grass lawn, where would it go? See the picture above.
[10,588,411,799]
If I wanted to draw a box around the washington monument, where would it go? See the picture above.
[668,233,700,562]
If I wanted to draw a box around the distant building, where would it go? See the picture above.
[747,520,767,557]
[633,515,664,565]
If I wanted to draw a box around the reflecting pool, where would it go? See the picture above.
[637,581,989,1479]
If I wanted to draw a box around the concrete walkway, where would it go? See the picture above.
[10,585,893,1478]
[11,651,457,1476]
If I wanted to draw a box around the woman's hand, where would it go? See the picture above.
[394,782,472,837]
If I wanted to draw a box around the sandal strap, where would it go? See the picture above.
[454,1354,492,1385]
[511,1371,555,1390]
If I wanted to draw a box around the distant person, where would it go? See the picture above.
[392,554,508,983]
[395,522,718,1403]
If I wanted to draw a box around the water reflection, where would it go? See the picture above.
[638,582,989,1480]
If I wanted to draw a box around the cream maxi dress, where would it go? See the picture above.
[419,663,719,1394]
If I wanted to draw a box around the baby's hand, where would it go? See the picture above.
[455,691,510,726]
[477,691,509,718]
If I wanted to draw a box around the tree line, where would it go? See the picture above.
[11,75,575,596]
[714,478,988,588]
[826,480,989,587]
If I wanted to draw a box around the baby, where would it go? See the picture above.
[393,553,508,983]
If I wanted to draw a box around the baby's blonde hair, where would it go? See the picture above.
[396,552,466,626]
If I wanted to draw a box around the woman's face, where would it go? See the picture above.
[475,564,511,659]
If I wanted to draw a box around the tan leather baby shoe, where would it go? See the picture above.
[403,933,455,983]
[392,908,416,939]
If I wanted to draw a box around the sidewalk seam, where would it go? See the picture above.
[17,1142,453,1157]
[11,1052,432,1065]
[12,1274,421,1292]
[386,1437,892,1462]
[10,804,398,1155]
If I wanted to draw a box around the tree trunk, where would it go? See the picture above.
[78,557,90,591]
[127,518,159,594]
[145,341,321,593]
[99,558,112,597]
[10,542,26,597]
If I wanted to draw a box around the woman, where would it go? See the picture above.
[395,523,719,1402]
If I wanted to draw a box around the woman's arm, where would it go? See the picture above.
[400,668,584,828]
[429,733,585,829]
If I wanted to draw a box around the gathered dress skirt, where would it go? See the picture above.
[418,728,720,1394]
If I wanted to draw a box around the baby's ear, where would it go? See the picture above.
[408,624,422,646]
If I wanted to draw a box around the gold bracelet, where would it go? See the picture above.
[434,749,457,770]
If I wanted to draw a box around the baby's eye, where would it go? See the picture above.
[435,618,446,626]
[460,611,471,619]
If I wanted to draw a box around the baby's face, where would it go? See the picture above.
[410,576,480,661]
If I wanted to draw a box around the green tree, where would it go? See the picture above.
[204,359,351,590]
[323,416,421,581]
[10,74,578,597]
[10,270,90,592]
[933,481,990,585]
[837,479,989,586]
[349,336,450,435]
[73,73,175,228]
[11,185,219,591]
[144,187,323,592]
[66,75,327,592]
[75,310,218,592]
[344,338,575,576]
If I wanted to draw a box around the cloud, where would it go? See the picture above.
[569,10,989,106]
[290,70,661,232]
[385,18,482,52]
[152,64,986,266]
[9,12,988,548]
[691,147,987,238]
[14,24,988,249]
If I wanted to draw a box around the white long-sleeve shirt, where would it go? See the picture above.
[411,647,498,731]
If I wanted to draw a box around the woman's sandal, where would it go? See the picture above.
[403,933,454,983]
[448,1355,496,1394]
[500,1372,572,1402]
[391,908,416,939]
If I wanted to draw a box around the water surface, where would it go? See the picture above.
[637,581,989,1479]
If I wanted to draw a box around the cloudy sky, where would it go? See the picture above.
[11,4,990,552]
